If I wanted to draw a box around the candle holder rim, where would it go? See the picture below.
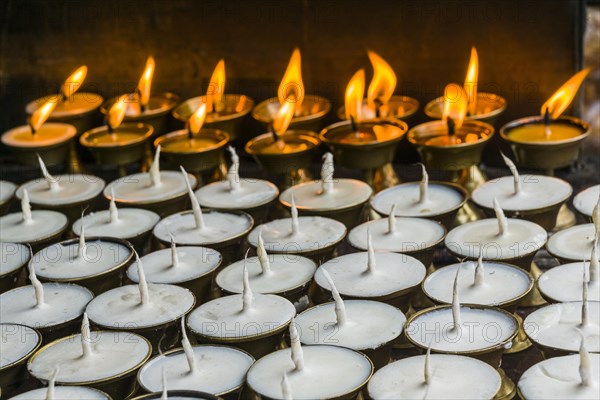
[0,242,31,278]
[244,130,321,156]
[2,122,78,148]
[320,119,409,148]
[25,92,104,118]
[100,92,181,118]
[424,92,507,120]
[279,178,373,212]
[536,264,599,304]
[103,172,198,206]
[196,178,280,210]
[15,179,106,208]
[407,119,495,149]
[80,123,154,148]
[499,114,591,145]
[252,95,332,124]
[0,210,69,246]
[130,390,220,400]
[172,93,255,123]
[153,128,230,153]
[0,323,41,372]
[336,95,421,120]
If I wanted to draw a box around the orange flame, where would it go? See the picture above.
[278,48,304,113]
[107,95,130,130]
[137,56,155,107]
[367,51,396,109]
[189,102,207,135]
[62,65,88,99]
[30,98,57,132]
[273,97,295,135]
[442,83,468,129]
[206,59,226,112]
[541,68,590,119]
[345,69,366,121]
[464,47,478,115]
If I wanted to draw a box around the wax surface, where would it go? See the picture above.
[1,123,76,147]
[87,131,147,145]
[547,224,596,261]
[368,354,501,400]
[28,331,150,383]
[0,210,67,243]
[445,218,546,260]
[295,300,405,350]
[315,252,425,297]
[0,324,39,368]
[216,255,316,294]
[9,387,109,400]
[406,306,517,352]
[518,354,600,400]
[153,211,253,245]
[187,293,295,339]
[247,345,372,399]
[138,345,254,394]
[17,174,105,206]
[472,175,572,211]
[524,301,599,352]
[0,283,93,327]
[195,179,278,209]
[538,262,600,302]
[0,180,17,203]
[423,261,532,306]
[160,137,222,152]
[250,137,312,154]
[326,124,402,144]
[508,123,582,142]
[86,284,195,328]
[247,216,346,253]
[72,208,160,239]
[371,183,464,217]
[127,246,221,284]
[573,185,600,218]
[280,179,372,210]
[105,171,196,203]
[1,242,29,276]
[26,93,103,117]
[348,218,445,253]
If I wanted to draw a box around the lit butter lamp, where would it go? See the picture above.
[172,60,254,141]
[155,101,230,183]
[80,94,154,174]
[425,47,507,125]
[336,51,420,122]
[101,57,180,137]
[252,48,331,132]
[320,69,408,191]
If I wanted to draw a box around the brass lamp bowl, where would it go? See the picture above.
[80,123,154,166]
[337,96,420,122]
[252,95,331,132]
[500,115,590,171]
[172,94,254,141]
[425,92,507,126]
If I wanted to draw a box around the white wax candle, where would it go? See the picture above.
[28,331,150,383]
[1,123,76,148]
[538,263,600,303]
[573,184,600,219]
[8,386,109,400]
[195,179,278,210]
[367,354,501,400]
[246,345,372,399]
[31,239,132,280]
[0,209,67,244]
[0,180,16,204]
[547,224,597,261]
[16,170,105,207]
[423,261,533,306]
[137,345,254,395]
[371,183,465,218]
[1,242,30,277]
[104,169,197,204]
[348,217,445,253]
[127,246,221,284]
[0,283,92,328]
[524,301,599,352]
[279,179,372,211]
[0,324,40,369]
[406,306,517,352]
[72,207,159,240]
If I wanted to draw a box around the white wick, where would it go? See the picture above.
[424,344,432,385]
[37,154,59,192]
[169,232,179,268]
[473,247,485,286]
[578,332,594,387]
[161,367,168,400]
[136,251,150,306]
[590,238,599,283]
[242,253,254,312]
[227,146,241,192]
[289,318,304,371]
[81,312,93,358]
[366,228,376,274]
[322,269,347,326]
[581,267,589,328]
[501,152,521,194]
[28,261,45,307]
[291,192,300,236]
[78,211,86,260]
[180,317,197,374]
[45,365,59,400]
[321,152,334,194]
[593,195,600,234]
[388,204,397,234]
[21,188,32,223]
[109,187,119,223]
[452,266,462,330]
[281,371,293,400]
[419,163,429,203]
[257,230,271,274]
[180,166,204,230]
[493,198,508,236]
[149,145,162,187]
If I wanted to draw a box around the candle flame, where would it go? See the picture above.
[206,59,226,112]
[188,102,207,135]
[107,94,130,130]
[62,65,88,99]
[367,51,396,109]
[541,68,590,119]
[273,98,295,136]
[442,84,469,129]
[464,47,479,115]
[30,98,58,132]
[345,69,366,121]
[137,56,155,107]
[278,48,304,113]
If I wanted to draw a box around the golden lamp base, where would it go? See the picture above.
[363,163,401,193]
[505,313,532,354]
[517,261,547,308]
[495,368,517,400]
[554,204,577,231]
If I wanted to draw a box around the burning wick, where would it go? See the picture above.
[281,370,293,400]
[366,228,376,274]
[242,250,254,312]
[28,259,45,308]
[446,116,456,136]
[257,230,272,274]
[543,107,552,138]
[493,198,508,236]
[452,266,462,330]
[289,318,304,371]
[349,115,358,133]
[135,251,150,306]
[46,365,60,400]
[180,166,204,230]
[321,269,347,326]
[501,152,521,195]
[180,317,197,373]
[81,312,93,358]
